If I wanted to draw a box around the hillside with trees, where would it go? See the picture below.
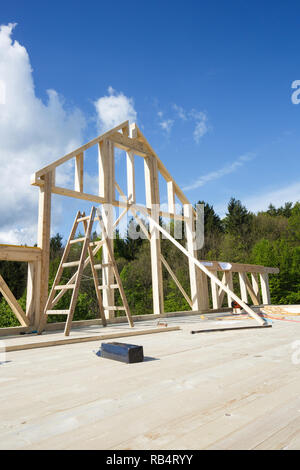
[0,199,299,327]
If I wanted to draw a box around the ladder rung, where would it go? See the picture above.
[70,237,85,244]
[94,263,112,270]
[77,216,90,222]
[98,284,119,290]
[54,284,76,290]
[102,306,126,310]
[62,261,80,268]
[46,310,70,315]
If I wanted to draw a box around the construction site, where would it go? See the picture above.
[0,120,299,450]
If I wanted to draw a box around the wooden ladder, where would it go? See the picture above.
[38,206,133,336]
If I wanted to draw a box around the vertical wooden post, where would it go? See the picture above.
[184,204,209,311]
[238,272,248,303]
[251,273,261,304]
[75,152,84,192]
[26,262,35,325]
[99,139,115,320]
[37,172,52,324]
[225,271,234,307]
[260,273,271,305]
[144,155,164,315]
[126,151,135,203]
[167,181,175,215]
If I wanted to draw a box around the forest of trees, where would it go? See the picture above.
[0,198,299,328]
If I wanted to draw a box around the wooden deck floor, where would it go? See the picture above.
[0,313,300,450]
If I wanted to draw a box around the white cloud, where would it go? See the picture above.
[213,181,300,218]
[172,104,209,142]
[173,104,187,121]
[183,153,255,191]
[192,111,208,143]
[244,181,300,213]
[94,86,137,132]
[159,118,174,133]
[0,23,86,245]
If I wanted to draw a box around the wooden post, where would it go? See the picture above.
[37,172,52,324]
[99,139,115,320]
[260,273,271,305]
[144,155,164,315]
[75,152,84,192]
[167,181,175,215]
[225,271,234,307]
[184,203,209,311]
[251,273,261,304]
[126,150,135,203]
[238,272,248,303]
[26,262,35,325]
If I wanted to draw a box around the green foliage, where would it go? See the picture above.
[224,198,253,238]
[0,199,299,328]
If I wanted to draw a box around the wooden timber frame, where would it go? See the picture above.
[0,244,42,332]
[0,121,279,336]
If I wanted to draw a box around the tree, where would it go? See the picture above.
[267,202,293,218]
[288,202,300,243]
[196,200,223,236]
[224,198,253,235]
[50,233,63,260]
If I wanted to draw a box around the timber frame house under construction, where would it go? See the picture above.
[0,121,279,337]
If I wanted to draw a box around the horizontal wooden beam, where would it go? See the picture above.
[0,244,42,262]
[199,260,279,275]
[31,184,107,205]
[108,133,153,158]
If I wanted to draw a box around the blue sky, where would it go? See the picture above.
[0,1,300,244]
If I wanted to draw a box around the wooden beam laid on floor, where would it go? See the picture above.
[4,326,181,352]
[191,324,272,334]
